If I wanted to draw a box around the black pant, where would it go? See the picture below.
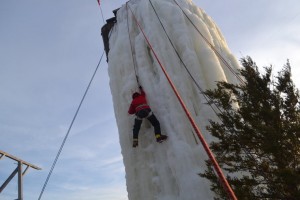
[133,109,161,139]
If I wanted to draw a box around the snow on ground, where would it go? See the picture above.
[107,0,240,199]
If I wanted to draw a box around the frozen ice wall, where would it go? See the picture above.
[107,0,240,199]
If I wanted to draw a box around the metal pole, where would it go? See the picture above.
[18,161,23,200]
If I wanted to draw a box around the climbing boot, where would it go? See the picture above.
[132,138,138,148]
[156,134,168,143]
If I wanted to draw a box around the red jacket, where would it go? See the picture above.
[128,90,150,115]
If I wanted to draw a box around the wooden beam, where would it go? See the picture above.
[0,150,41,170]
[18,161,23,200]
[0,167,18,193]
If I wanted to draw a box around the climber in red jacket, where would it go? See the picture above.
[128,86,167,147]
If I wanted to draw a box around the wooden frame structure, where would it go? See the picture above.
[0,150,41,200]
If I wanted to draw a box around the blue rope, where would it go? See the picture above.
[38,51,105,200]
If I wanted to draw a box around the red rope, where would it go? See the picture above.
[127,3,237,200]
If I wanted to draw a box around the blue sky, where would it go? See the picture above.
[0,0,299,200]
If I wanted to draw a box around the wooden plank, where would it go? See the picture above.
[18,162,23,200]
[0,167,18,193]
[0,150,41,170]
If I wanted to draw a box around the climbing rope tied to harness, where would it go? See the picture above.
[126,2,140,85]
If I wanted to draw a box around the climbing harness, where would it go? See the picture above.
[127,3,237,200]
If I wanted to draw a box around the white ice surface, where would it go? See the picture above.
[107,0,240,199]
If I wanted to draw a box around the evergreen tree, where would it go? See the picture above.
[201,57,300,200]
